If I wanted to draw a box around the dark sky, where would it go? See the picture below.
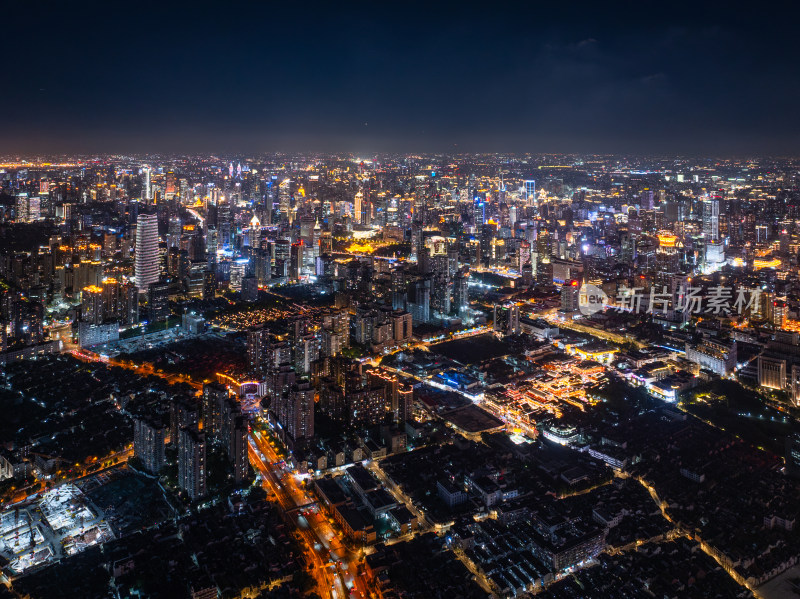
[3,1,799,155]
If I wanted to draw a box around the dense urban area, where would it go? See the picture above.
[0,153,799,599]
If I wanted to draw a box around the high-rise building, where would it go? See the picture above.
[230,416,249,483]
[561,280,581,313]
[398,383,414,423]
[453,271,469,314]
[141,167,151,202]
[178,427,207,500]
[202,382,228,434]
[133,416,166,475]
[135,213,160,292]
[165,170,176,198]
[147,281,170,322]
[524,180,536,207]
[354,191,364,224]
[81,285,104,325]
[246,327,269,376]
[290,241,304,279]
[391,310,413,344]
[170,396,199,445]
[15,194,40,222]
[493,303,520,335]
[294,334,319,375]
[285,381,315,444]
[702,198,720,241]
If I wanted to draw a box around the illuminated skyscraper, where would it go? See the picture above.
[135,213,160,292]
[524,180,536,207]
[165,170,176,198]
[354,191,364,224]
[141,166,151,202]
[279,178,291,220]
[703,198,720,241]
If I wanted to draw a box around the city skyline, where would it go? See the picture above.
[0,151,798,598]
[1,1,800,597]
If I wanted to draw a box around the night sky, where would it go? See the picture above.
[3,1,799,155]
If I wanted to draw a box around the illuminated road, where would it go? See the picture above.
[247,442,338,597]
[69,341,375,597]
[70,349,203,390]
[185,206,205,226]
[249,429,370,598]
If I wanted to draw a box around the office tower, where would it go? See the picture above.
[493,303,520,335]
[353,191,364,224]
[15,194,40,222]
[702,198,720,241]
[453,271,469,314]
[147,281,170,322]
[133,416,166,475]
[361,189,371,225]
[253,247,271,286]
[123,282,140,325]
[278,178,291,220]
[178,427,207,500]
[206,226,218,265]
[473,197,485,227]
[524,180,536,206]
[290,241,303,279]
[135,213,159,292]
[165,170,176,198]
[141,167,151,202]
[407,278,431,324]
[391,269,406,310]
[230,258,248,290]
[167,216,182,249]
[179,178,189,204]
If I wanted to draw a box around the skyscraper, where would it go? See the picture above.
[178,427,207,500]
[354,191,364,224]
[165,170,176,198]
[702,198,720,241]
[524,180,536,207]
[141,166,151,202]
[281,381,315,443]
[230,416,249,483]
[133,416,167,475]
[135,213,159,292]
